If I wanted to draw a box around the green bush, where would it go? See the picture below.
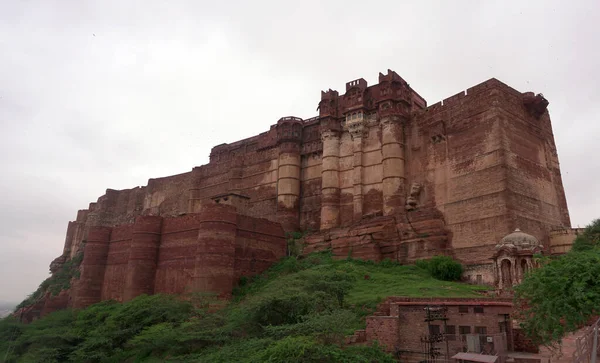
[416,255,463,281]
[572,218,600,252]
[2,251,485,362]
[16,251,84,310]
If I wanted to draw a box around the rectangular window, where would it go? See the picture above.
[476,275,483,285]
[429,324,441,335]
[474,306,484,314]
[458,305,469,313]
[499,322,506,333]
[445,325,456,341]
[459,326,471,335]
[475,326,487,335]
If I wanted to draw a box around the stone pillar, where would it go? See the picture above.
[320,129,341,230]
[73,226,112,309]
[381,116,406,216]
[194,203,238,297]
[345,114,366,222]
[276,118,303,231]
[123,215,163,301]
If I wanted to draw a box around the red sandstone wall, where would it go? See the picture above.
[410,79,569,266]
[235,215,286,282]
[101,224,131,301]
[154,213,204,295]
[358,297,514,359]
[58,74,569,271]
[45,71,571,311]
[70,205,286,308]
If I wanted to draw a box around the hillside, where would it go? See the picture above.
[0,302,15,319]
[0,252,489,362]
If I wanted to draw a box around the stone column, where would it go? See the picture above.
[320,129,341,230]
[73,226,112,309]
[346,115,366,222]
[124,215,163,301]
[381,116,406,216]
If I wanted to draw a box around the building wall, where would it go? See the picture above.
[51,70,571,299]
[71,204,285,309]
[549,228,584,254]
[357,297,515,361]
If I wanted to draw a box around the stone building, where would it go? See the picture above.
[31,69,579,317]
[350,297,533,363]
[493,229,544,291]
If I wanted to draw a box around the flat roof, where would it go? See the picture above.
[451,353,499,363]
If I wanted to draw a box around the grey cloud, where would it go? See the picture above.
[1,0,598,302]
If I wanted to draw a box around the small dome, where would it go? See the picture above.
[498,228,539,248]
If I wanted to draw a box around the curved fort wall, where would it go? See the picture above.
[46,69,571,311]
[67,204,285,309]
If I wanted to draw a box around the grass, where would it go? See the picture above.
[2,251,490,362]
[235,251,489,316]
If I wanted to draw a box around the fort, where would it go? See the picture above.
[24,69,577,319]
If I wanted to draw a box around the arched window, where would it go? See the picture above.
[520,259,528,280]
[501,259,512,288]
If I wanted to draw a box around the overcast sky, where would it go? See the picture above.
[1,0,598,303]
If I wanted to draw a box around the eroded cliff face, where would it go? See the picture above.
[21,69,571,319]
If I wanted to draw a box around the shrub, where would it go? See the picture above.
[416,255,463,281]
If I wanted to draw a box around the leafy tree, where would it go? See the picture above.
[515,219,600,347]
[305,270,355,308]
[572,218,600,252]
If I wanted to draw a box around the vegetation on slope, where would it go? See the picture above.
[1,251,486,362]
[16,251,84,310]
[515,218,600,348]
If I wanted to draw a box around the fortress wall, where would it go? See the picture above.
[144,172,193,216]
[361,124,384,216]
[73,226,112,308]
[411,80,513,264]
[72,206,286,309]
[46,71,572,312]
[235,215,286,282]
[154,213,204,295]
[500,105,570,247]
[549,228,584,255]
[300,153,322,232]
[101,224,132,301]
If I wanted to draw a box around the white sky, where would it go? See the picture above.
[1,0,599,302]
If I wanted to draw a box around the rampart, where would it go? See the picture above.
[34,69,571,316]
[61,203,285,310]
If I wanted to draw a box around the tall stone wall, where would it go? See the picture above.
[43,69,571,311]
[69,204,285,309]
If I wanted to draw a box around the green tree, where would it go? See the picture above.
[515,220,600,347]
[572,218,600,252]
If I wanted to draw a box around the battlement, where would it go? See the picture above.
[419,77,550,117]
[378,69,406,84]
[321,89,339,100]
[346,78,368,91]
[277,116,303,124]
